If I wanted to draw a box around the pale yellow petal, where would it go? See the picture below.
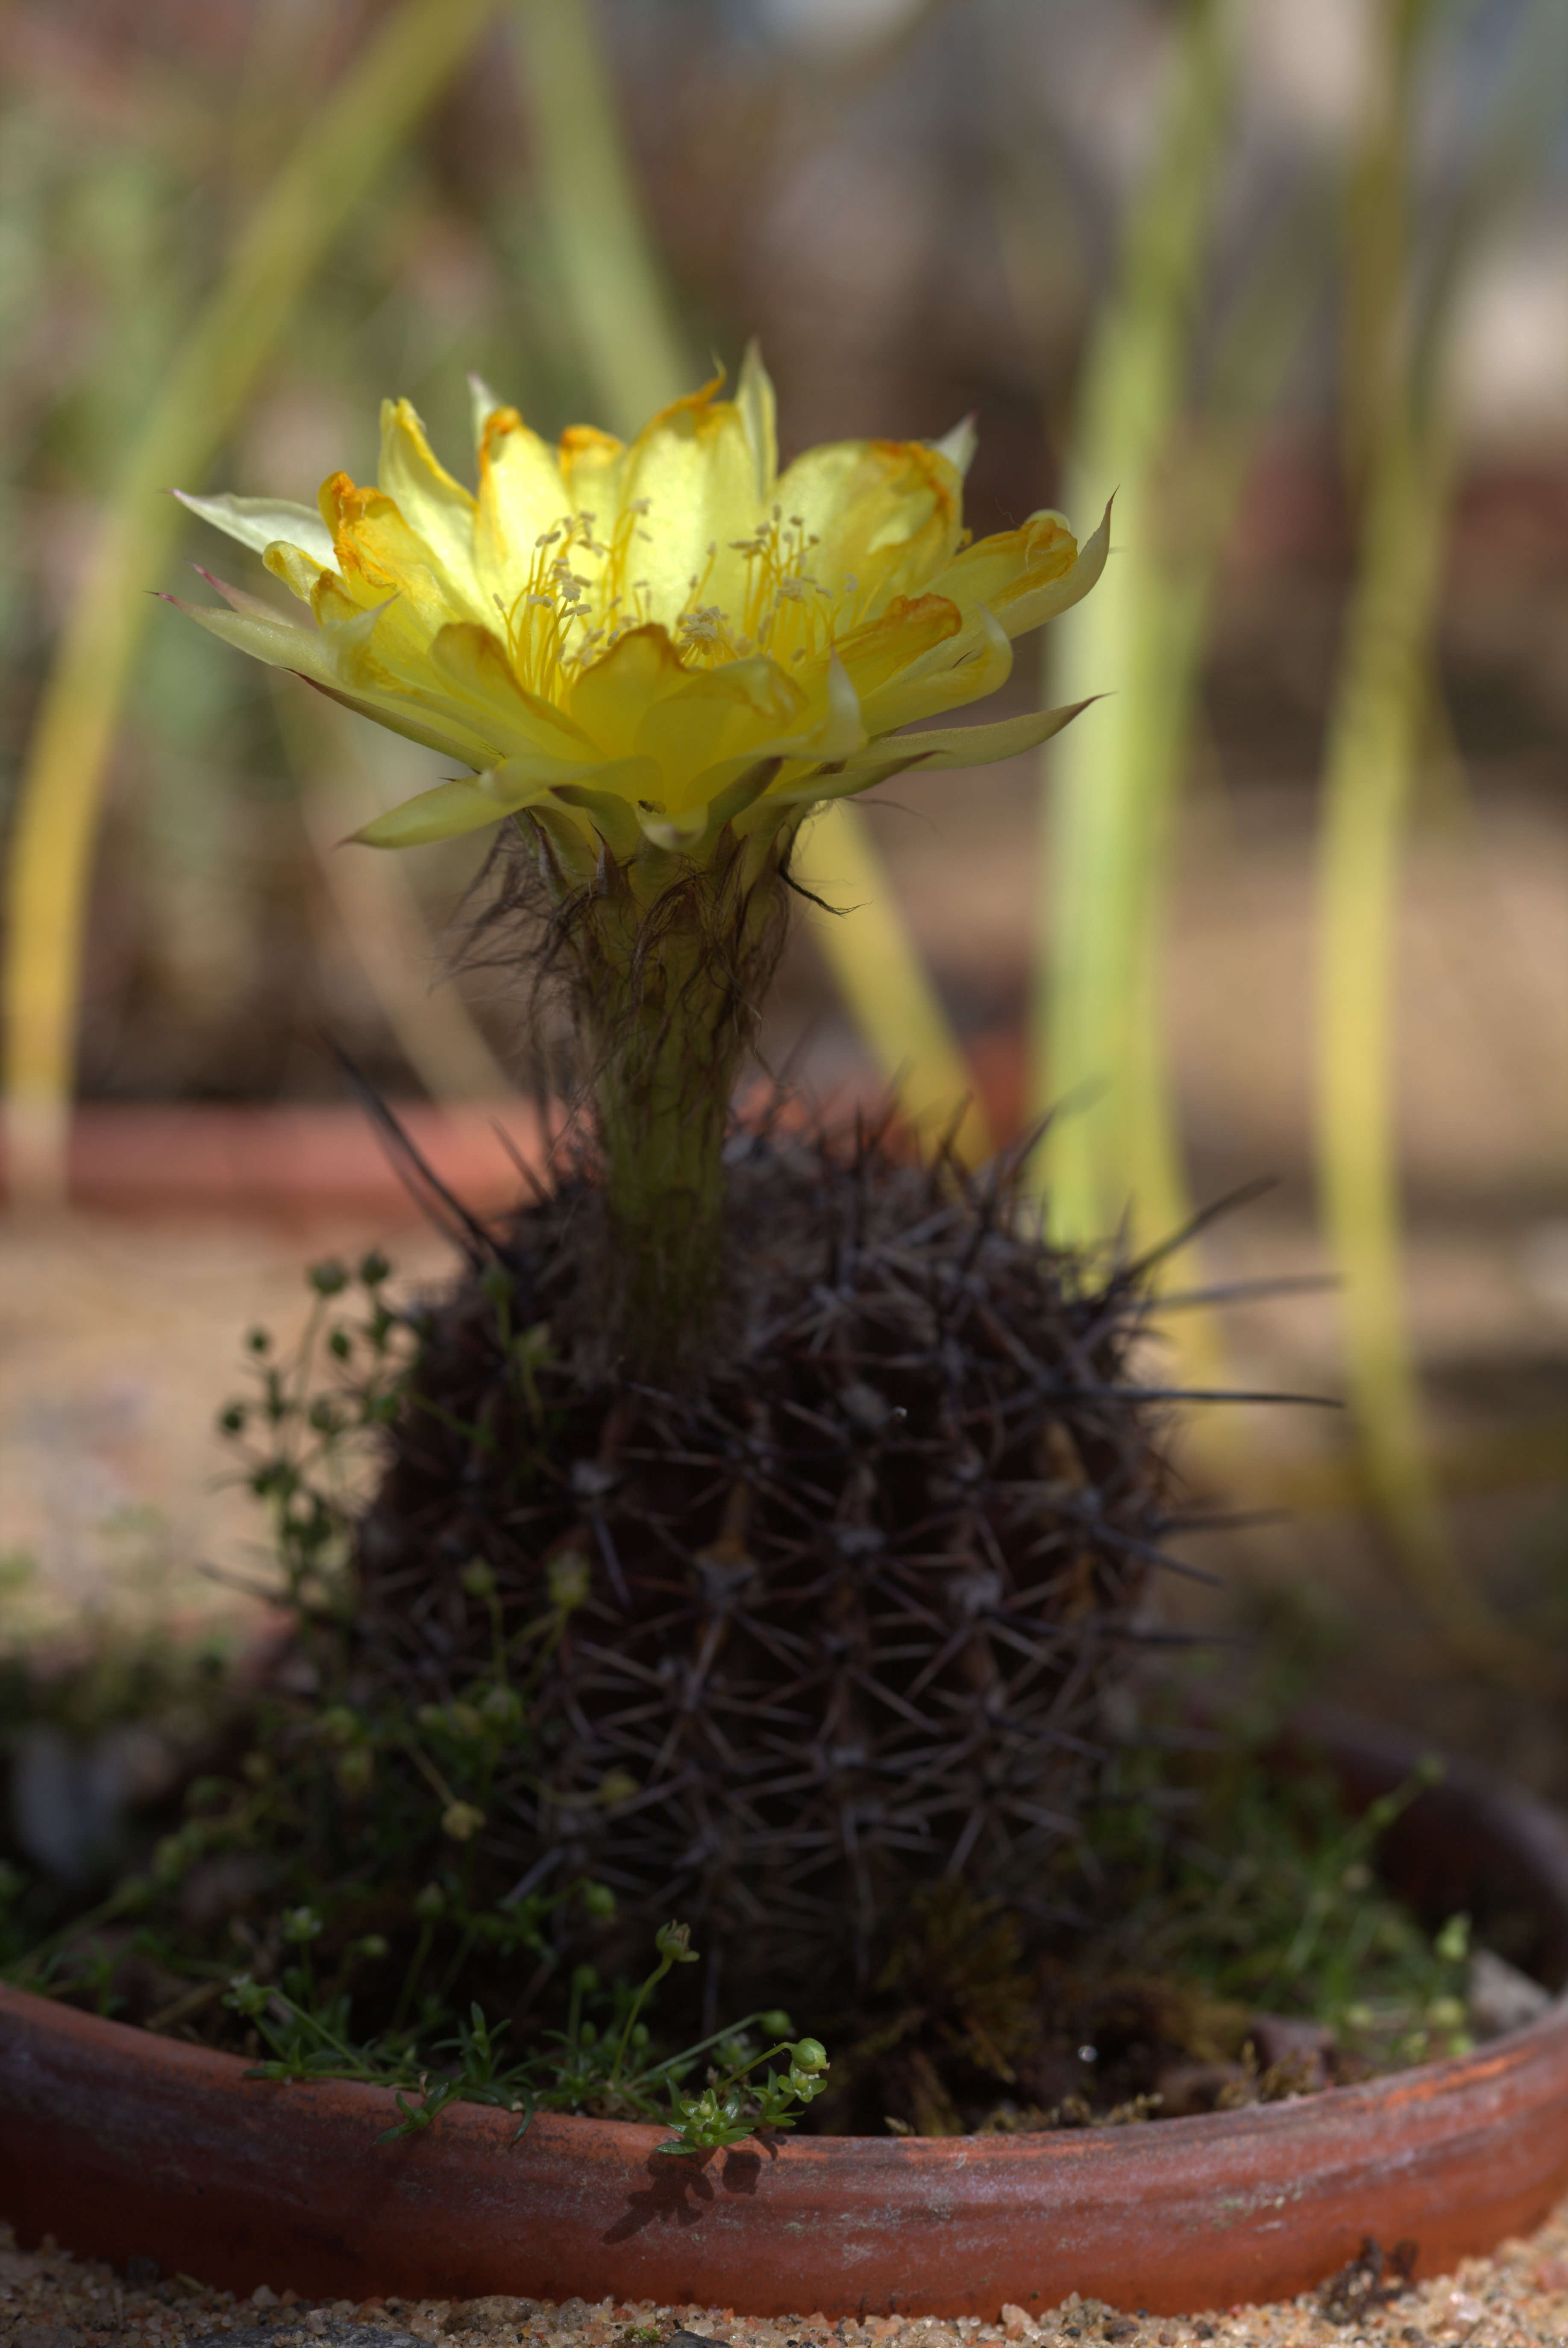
[318,473,483,634]
[634,657,807,812]
[262,539,332,605]
[376,396,482,605]
[429,622,596,760]
[468,370,504,455]
[176,489,336,569]
[736,340,778,503]
[549,758,665,856]
[304,564,467,707]
[350,748,652,852]
[930,414,978,479]
[303,677,503,766]
[169,588,493,765]
[567,623,690,757]
[615,376,759,631]
[770,438,964,622]
[838,699,1099,782]
[923,510,1076,621]
[638,750,782,851]
[832,593,960,705]
[557,425,627,527]
[165,590,322,676]
[192,563,314,630]
[859,606,1013,734]
[987,498,1113,638]
[474,408,572,608]
[925,499,1112,641]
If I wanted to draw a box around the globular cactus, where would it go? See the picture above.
[355,1127,1177,2014]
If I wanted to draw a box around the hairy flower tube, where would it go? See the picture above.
[172,348,1107,1359]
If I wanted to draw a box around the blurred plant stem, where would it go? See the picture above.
[1315,0,1558,1691]
[1313,411,1554,1689]
[513,0,981,1158]
[269,684,514,1106]
[1110,215,1324,1309]
[1030,0,1233,1254]
[793,779,993,1163]
[511,0,688,436]
[1020,0,1246,1451]
[798,809,992,1162]
[2,0,497,1208]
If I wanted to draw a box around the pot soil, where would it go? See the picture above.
[3,1711,1567,2319]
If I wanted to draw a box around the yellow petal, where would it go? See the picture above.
[474,408,572,607]
[169,590,493,766]
[634,656,807,811]
[303,677,503,766]
[319,471,487,635]
[736,340,778,503]
[429,622,595,760]
[832,593,960,705]
[987,498,1113,637]
[783,651,864,767]
[558,424,627,528]
[303,564,466,709]
[191,564,312,630]
[770,438,964,623]
[567,623,689,756]
[377,396,480,602]
[615,376,759,631]
[930,414,978,478]
[859,606,1013,734]
[639,751,782,851]
[550,758,665,856]
[927,499,1113,640]
[349,748,654,852]
[166,590,323,677]
[263,539,332,605]
[924,509,1076,621]
[175,489,336,568]
[502,750,655,805]
[468,370,504,454]
[839,699,1100,783]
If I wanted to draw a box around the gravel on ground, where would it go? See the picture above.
[5,2202,1568,2348]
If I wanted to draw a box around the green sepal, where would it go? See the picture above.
[550,784,646,861]
[349,778,516,848]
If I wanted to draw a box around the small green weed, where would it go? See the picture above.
[0,1255,830,2156]
[0,1250,1504,2141]
[1086,1741,1477,2068]
[222,1916,828,2154]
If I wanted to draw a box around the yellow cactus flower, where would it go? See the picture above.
[172,346,1106,879]
[171,350,1108,1362]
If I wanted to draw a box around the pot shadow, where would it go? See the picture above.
[601,2147,763,2242]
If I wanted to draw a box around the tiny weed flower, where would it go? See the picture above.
[173,346,1105,870]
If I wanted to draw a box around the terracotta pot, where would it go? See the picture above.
[3,1710,1567,2318]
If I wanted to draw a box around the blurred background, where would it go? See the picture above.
[1,0,1565,1785]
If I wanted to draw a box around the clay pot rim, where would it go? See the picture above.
[6,1968,1562,2164]
[9,1709,1568,2313]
